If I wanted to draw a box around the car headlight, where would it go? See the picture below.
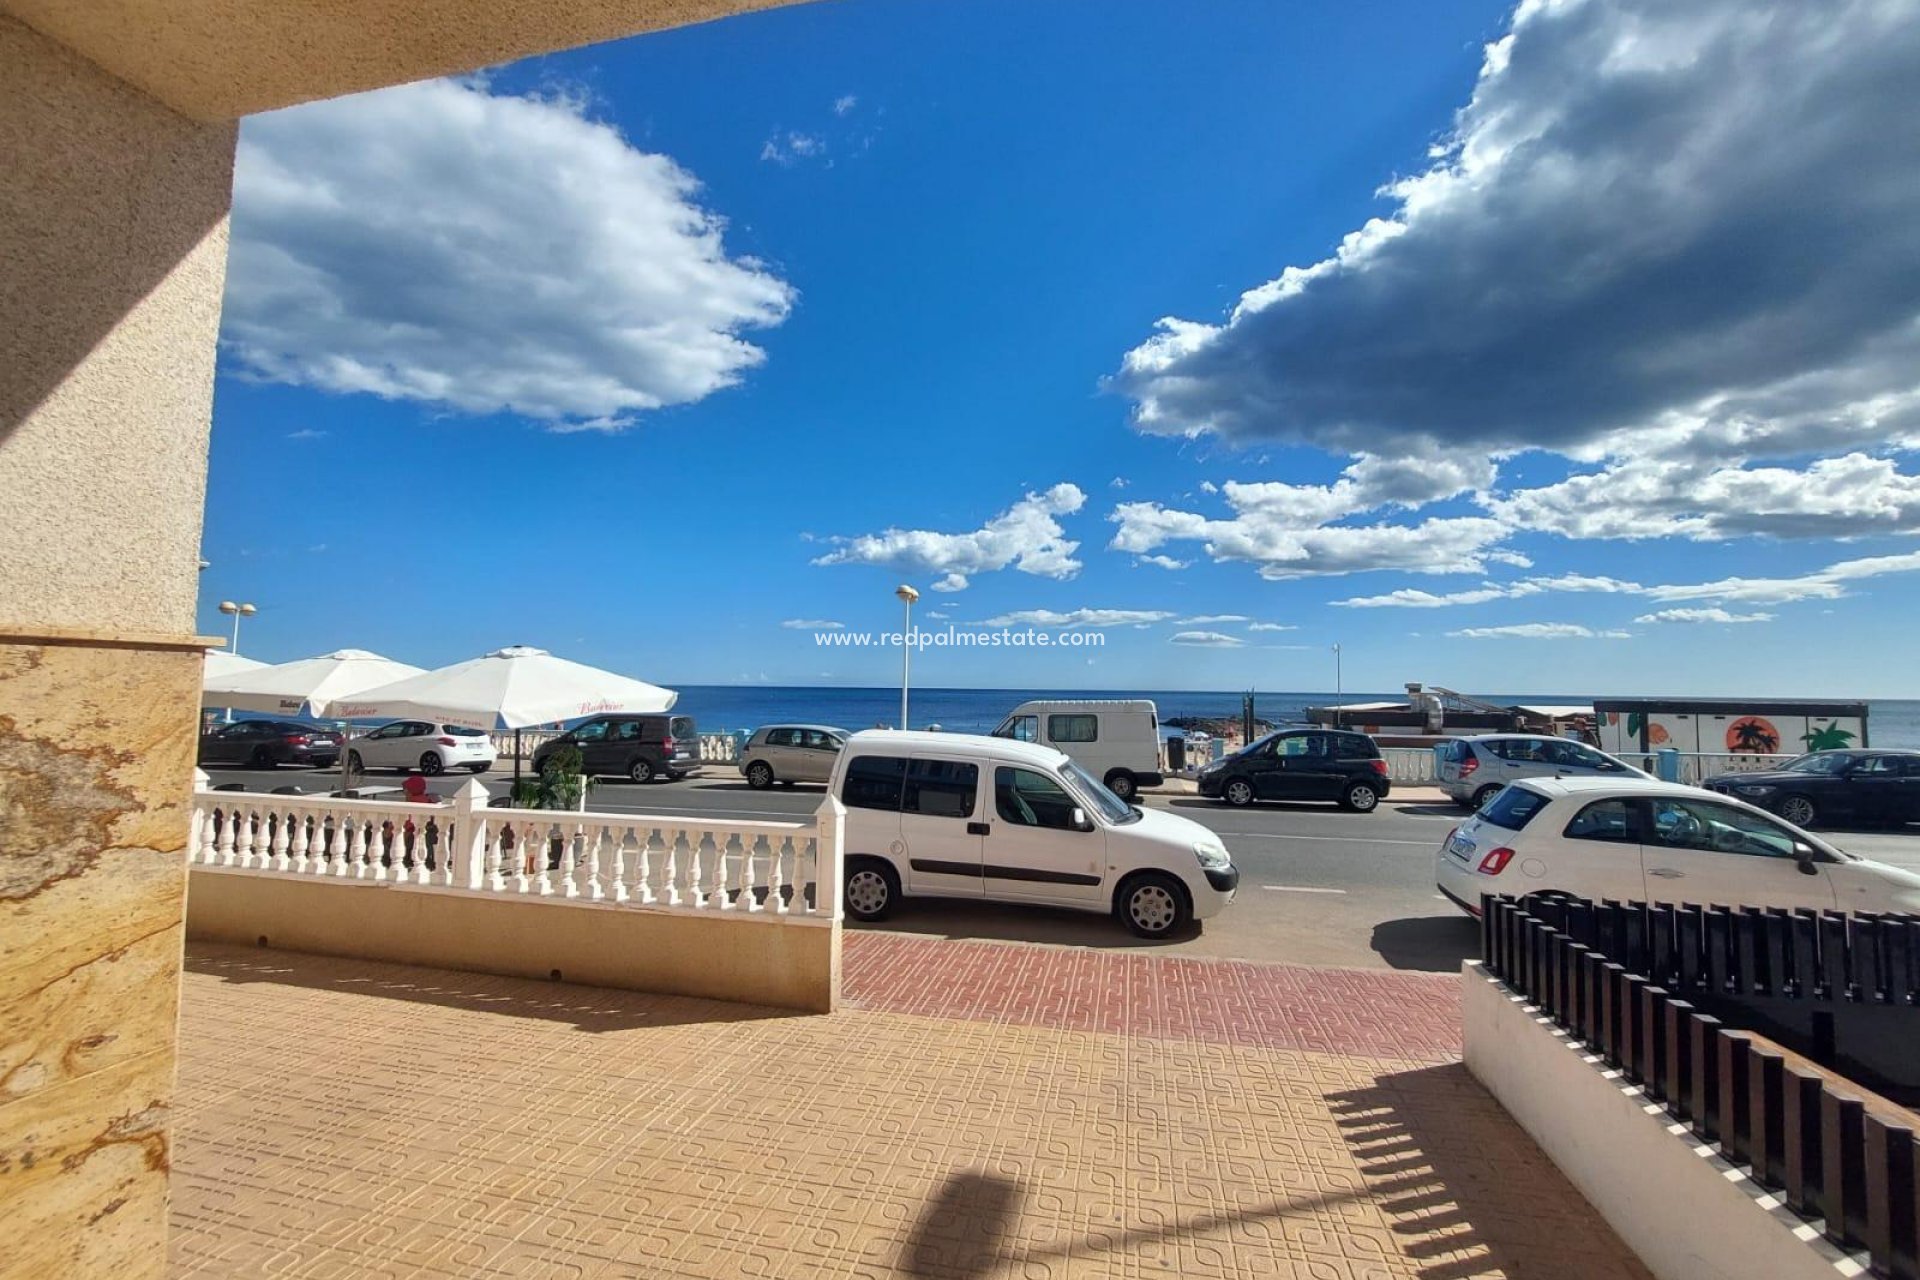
[1735,784,1776,796]
[1193,841,1232,870]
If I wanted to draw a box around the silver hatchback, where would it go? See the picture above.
[1436,734,1649,810]
[740,724,850,789]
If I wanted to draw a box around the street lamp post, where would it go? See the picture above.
[1332,643,1343,730]
[217,601,257,723]
[895,584,919,730]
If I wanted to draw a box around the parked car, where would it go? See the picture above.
[1195,728,1389,811]
[1702,749,1920,829]
[346,720,496,776]
[829,730,1239,939]
[990,699,1164,800]
[1437,734,1648,811]
[198,719,343,769]
[1435,777,1920,918]
[739,724,848,789]
[530,713,701,783]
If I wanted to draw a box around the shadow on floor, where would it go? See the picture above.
[1326,1064,1651,1280]
[1369,915,1481,972]
[184,942,804,1033]
[855,897,1197,951]
[898,1168,1381,1278]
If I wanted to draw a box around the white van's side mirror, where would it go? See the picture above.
[1070,807,1093,832]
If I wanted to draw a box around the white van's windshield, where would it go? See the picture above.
[1061,761,1138,824]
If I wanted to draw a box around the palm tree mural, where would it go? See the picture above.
[1802,723,1857,751]
[1728,718,1780,754]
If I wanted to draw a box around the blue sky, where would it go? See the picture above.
[200,0,1920,697]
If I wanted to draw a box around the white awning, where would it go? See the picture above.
[331,645,677,731]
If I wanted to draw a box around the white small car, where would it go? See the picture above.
[1436,776,1920,917]
[828,730,1239,938]
[347,720,497,776]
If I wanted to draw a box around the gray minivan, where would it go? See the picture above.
[1436,734,1649,811]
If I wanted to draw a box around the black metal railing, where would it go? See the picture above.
[1482,895,1920,1279]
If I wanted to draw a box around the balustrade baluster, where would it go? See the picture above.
[663,828,684,906]
[514,822,535,893]
[267,809,290,871]
[486,820,509,892]
[349,816,369,878]
[368,820,390,882]
[774,835,795,915]
[534,823,556,896]
[288,809,310,873]
[215,807,237,865]
[636,827,658,905]
[740,834,761,912]
[585,826,605,901]
[688,830,708,907]
[610,828,630,903]
[234,807,258,868]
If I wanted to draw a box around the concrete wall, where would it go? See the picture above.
[186,868,841,1014]
[0,15,232,636]
[1461,963,1858,1280]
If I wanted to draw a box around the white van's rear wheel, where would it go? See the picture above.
[844,859,899,922]
[1117,873,1191,939]
[1104,769,1136,801]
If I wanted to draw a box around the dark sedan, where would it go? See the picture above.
[1703,749,1920,829]
[198,719,343,769]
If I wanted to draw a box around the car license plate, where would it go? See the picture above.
[1448,834,1476,860]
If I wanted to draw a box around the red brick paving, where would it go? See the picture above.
[842,932,1462,1061]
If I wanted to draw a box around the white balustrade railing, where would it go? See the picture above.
[188,776,838,919]
[1379,747,1439,784]
[484,729,742,763]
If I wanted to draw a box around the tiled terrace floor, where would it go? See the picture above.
[169,934,1649,1279]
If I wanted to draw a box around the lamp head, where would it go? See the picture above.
[895,585,920,605]
[218,600,237,615]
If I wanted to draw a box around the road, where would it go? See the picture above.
[200,762,1920,974]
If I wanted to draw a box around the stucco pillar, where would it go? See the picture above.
[0,14,233,1276]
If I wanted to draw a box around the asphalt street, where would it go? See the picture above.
[202,759,1920,974]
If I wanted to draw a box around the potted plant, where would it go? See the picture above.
[506,745,594,872]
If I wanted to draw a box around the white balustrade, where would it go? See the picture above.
[188,778,837,919]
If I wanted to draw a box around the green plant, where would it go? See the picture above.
[1801,723,1857,751]
[509,744,596,811]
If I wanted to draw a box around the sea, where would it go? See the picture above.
[670,686,1920,749]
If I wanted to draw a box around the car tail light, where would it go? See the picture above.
[437,737,457,746]
[1459,756,1479,778]
[1369,759,1389,777]
[1477,846,1516,875]
[662,735,676,753]
[282,734,310,745]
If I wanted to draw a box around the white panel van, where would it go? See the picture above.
[827,731,1238,938]
[989,699,1164,799]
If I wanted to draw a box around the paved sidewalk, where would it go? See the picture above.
[168,935,1648,1279]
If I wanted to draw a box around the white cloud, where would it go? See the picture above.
[1199,481,1219,494]
[761,131,827,165]
[1633,607,1774,625]
[981,608,1176,628]
[781,618,844,629]
[1333,573,1641,608]
[1109,476,1130,489]
[833,95,858,116]
[814,484,1087,590]
[1109,452,1507,579]
[1135,554,1189,570]
[224,78,792,428]
[1246,622,1297,632]
[1489,453,1920,542]
[286,428,327,440]
[1170,630,1245,648]
[1448,624,1632,640]
[1176,614,1248,624]
[1112,0,1920,463]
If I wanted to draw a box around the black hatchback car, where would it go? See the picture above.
[198,719,343,769]
[530,713,701,783]
[1703,749,1920,829]
[1196,728,1391,811]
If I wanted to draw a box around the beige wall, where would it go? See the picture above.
[1,0,798,122]
[187,868,841,1014]
[1461,964,1855,1280]
[0,15,232,636]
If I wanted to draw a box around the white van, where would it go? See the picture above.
[989,699,1164,800]
[828,731,1238,938]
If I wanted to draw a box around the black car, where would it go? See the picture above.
[1703,749,1920,829]
[1196,728,1391,812]
[530,713,701,783]
[198,719,343,769]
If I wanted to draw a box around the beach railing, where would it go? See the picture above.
[1380,746,1439,785]
[187,776,835,916]
[486,729,742,763]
